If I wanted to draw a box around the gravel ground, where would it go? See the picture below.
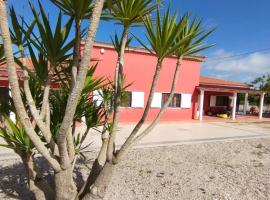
[1,138,270,200]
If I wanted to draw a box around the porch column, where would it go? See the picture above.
[259,93,265,120]
[243,93,249,115]
[199,89,205,121]
[231,92,237,120]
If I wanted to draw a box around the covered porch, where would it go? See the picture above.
[197,86,268,121]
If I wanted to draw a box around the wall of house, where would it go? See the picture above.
[89,45,202,122]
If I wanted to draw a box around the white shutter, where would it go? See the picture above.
[210,96,216,107]
[8,88,16,123]
[93,90,103,106]
[151,93,162,108]
[131,92,144,108]
[10,112,16,123]
[181,94,192,108]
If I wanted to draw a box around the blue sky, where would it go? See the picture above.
[7,0,270,83]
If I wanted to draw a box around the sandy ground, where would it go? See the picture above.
[1,138,270,200]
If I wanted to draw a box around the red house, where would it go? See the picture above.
[0,42,267,122]
[86,42,267,122]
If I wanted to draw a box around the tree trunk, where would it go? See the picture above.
[57,0,105,169]
[55,167,77,200]
[131,58,182,144]
[79,162,115,200]
[21,152,54,200]
[71,19,82,89]
[107,27,129,162]
[116,61,163,162]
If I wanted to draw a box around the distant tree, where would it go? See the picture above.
[250,74,270,105]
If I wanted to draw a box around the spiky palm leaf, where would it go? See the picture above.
[111,33,132,55]
[9,6,36,51]
[50,65,106,137]
[0,114,32,154]
[50,0,95,20]
[174,14,215,58]
[135,8,190,61]
[107,0,158,27]
[26,1,75,67]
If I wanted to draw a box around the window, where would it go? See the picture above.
[216,96,229,107]
[120,91,132,107]
[162,93,181,108]
[0,87,9,113]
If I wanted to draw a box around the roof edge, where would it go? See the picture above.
[82,41,206,62]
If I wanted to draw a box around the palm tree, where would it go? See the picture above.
[129,15,215,146]
[51,0,95,87]
[106,0,158,162]
[0,0,106,199]
[116,9,214,160]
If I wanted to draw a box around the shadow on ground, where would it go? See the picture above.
[0,162,34,199]
[0,156,95,200]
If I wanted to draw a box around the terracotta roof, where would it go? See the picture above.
[199,76,250,88]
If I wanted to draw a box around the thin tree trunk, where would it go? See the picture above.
[78,111,110,199]
[40,78,51,121]
[67,127,75,161]
[0,0,61,172]
[57,0,105,170]
[115,60,163,162]
[21,152,54,200]
[20,48,56,152]
[71,19,82,89]
[119,58,182,157]
[107,27,129,162]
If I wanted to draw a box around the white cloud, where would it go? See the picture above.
[202,49,270,82]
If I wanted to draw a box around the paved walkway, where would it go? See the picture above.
[1,121,269,160]
[111,121,270,148]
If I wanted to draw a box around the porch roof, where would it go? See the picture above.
[200,76,250,88]
[198,76,268,94]
[197,86,267,95]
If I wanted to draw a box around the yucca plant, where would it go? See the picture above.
[124,14,215,146]
[0,0,107,198]
[0,113,53,199]
[27,1,75,67]
[116,8,190,159]
[51,0,94,87]
[106,0,158,163]
[0,114,32,154]
[9,6,35,55]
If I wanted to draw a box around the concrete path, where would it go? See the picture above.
[1,121,269,160]
[108,121,270,148]
[78,120,270,149]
